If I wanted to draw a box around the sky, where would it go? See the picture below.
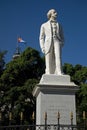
[0,0,87,66]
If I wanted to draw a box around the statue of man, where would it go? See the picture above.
[39,9,64,75]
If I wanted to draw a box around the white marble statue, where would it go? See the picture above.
[39,9,64,75]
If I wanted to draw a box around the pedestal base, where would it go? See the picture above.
[33,74,79,125]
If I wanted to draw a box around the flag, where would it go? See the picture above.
[18,37,26,44]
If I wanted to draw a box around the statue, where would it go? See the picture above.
[39,9,64,75]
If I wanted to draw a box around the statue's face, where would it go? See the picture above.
[51,10,57,19]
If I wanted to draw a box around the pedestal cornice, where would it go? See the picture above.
[33,74,79,97]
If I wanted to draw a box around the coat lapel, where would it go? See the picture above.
[46,21,52,32]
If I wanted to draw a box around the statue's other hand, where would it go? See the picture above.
[42,47,45,53]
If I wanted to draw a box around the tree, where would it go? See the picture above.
[63,63,87,85]
[63,63,87,123]
[0,50,7,76]
[63,63,74,76]
[0,48,87,125]
[0,47,45,125]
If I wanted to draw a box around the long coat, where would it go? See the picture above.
[39,20,64,54]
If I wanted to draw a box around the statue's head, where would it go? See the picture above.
[47,9,57,20]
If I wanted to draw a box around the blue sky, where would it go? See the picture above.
[0,0,87,66]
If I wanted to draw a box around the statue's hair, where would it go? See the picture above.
[47,9,55,19]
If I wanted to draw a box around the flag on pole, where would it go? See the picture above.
[18,37,26,44]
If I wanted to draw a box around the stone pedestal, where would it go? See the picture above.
[33,74,79,125]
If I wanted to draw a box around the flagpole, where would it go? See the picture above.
[17,36,21,54]
[17,36,27,50]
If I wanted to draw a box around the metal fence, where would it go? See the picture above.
[0,111,86,130]
[0,124,86,130]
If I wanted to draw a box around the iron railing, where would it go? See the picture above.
[0,124,86,130]
[0,111,86,130]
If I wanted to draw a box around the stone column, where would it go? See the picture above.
[33,74,79,125]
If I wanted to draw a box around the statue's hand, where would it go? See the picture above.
[42,47,45,53]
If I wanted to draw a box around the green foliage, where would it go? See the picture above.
[0,47,44,125]
[63,63,87,85]
[73,66,87,85]
[0,50,7,76]
[78,84,87,111]
[0,48,87,125]
[63,63,74,76]
[63,63,87,123]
